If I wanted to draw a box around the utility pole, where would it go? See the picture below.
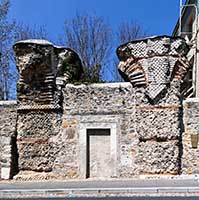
[0,52,3,100]
[195,0,199,97]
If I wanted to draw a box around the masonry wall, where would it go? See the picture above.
[10,36,190,180]
[15,82,138,179]
[14,81,185,180]
[0,82,187,180]
[115,36,190,176]
[0,101,17,179]
[61,82,137,178]
[61,81,183,178]
[182,98,199,174]
[134,81,183,175]
[17,110,62,175]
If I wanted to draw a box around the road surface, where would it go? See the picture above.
[1,196,199,200]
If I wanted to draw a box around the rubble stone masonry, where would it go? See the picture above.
[182,98,199,174]
[0,36,194,180]
[117,36,189,175]
[0,101,17,179]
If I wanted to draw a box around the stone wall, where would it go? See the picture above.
[17,110,62,173]
[0,83,192,180]
[62,82,138,178]
[182,98,199,174]
[117,36,189,175]
[0,101,17,179]
[61,81,183,177]
[14,82,139,179]
[133,82,183,175]
[9,36,191,180]
[13,39,83,180]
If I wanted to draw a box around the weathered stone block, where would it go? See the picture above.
[63,128,76,139]
[17,110,62,139]
[62,118,77,128]
[182,98,199,174]
[0,101,17,180]
[135,108,182,140]
[18,141,60,172]
[137,140,180,175]
[183,98,199,133]
[63,82,133,115]
[13,39,83,110]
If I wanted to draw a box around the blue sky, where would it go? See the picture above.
[8,0,182,44]
[8,0,185,83]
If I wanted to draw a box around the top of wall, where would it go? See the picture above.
[14,39,53,46]
[0,101,17,106]
[65,82,131,89]
[63,82,133,115]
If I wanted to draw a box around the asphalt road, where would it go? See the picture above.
[1,197,199,200]
[1,178,199,199]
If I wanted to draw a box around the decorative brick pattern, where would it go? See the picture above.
[117,36,190,175]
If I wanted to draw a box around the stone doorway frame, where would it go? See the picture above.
[86,128,111,178]
[78,117,118,179]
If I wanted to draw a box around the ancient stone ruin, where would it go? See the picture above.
[117,36,189,174]
[0,36,197,180]
[13,39,83,179]
[14,39,83,110]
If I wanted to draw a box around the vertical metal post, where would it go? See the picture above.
[195,0,199,97]
[179,0,182,35]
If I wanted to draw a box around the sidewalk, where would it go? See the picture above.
[1,176,199,197]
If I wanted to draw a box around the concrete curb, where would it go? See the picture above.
[1,187,199,197]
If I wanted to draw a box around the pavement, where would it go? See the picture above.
[1,176,199,198]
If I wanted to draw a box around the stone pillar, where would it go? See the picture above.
[182,98,199,174]
[13,39,83,179]
[0,101,17,179]
[117,36,190,175]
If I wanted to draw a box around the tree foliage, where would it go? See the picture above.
[63,13,112,82]
[114,21,148,81]
[0,0,49,100]
[14,23,48,41]
[0,0,148,99]
[0,0,15,100]
[117,21,147,44]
